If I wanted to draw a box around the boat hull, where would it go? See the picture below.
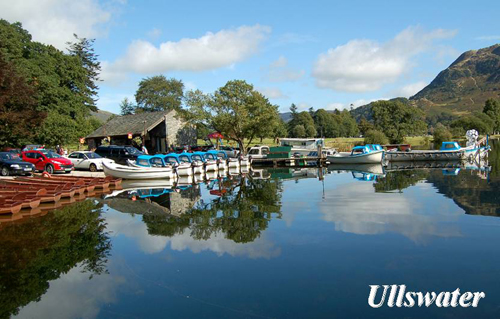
[103,163,174,180]
[327,150,384,164]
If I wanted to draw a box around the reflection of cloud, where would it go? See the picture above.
[319,182,462,243]
[15,264,125,319]
[105,209,280,259]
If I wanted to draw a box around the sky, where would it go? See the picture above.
[1,0,499,114]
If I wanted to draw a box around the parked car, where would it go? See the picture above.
[95,145,143,165]
[247,146,270,159]
[2,148,22,157]
[22,144,44,151]
[22,150,74,174]
[0,152,35,176]
[67,151,115,171]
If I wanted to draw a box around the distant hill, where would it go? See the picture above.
[280,112,293,122]
[351,44,500,122]
[90,110,115,123]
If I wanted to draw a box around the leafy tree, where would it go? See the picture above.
[483,98,500,133]
[119,97,135,115]
[358,117,375,135]
[371,100,426,143]
[0,20,100,146]
[0,52,45,148]
[66,34,101,110]
[135,75,184,112]
[451,113,494,135]
[292,124,306,137]
[432,124,453,147]
[184,80,280,154]
[290,111,316,137]
[336,109,359,137]
[314,109,339,137]
[272,118,288,143]
[364,129,389,145]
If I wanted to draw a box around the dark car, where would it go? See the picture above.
[0,152,35,176]
[95,145,143,165]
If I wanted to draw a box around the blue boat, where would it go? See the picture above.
[192,151,219,171]
[206,150,228,170]
[327,145,385,164]
[178,152,204,174]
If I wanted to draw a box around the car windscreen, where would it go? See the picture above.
[43,151,61,158]
[86,153,102,159]
[0,153,14,160]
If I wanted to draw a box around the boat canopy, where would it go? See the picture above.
[136,155,154,167]
[178,152,193,163]
[367,144,383,151]
[206,150,227,159]
[351,146,371,154]
[191,152,207,162]
[440,142,461,151]
[161,154,181,165]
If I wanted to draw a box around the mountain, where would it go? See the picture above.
[280,112,293,122]
[90,110,115,123]
[351,44,500,122]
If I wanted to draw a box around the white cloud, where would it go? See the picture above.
[256,87,288,99]
[105,209,280,259]
[16,264,125,319]
[146,27,162,39]
[312,26,457,92]
[325,98,384,110]
[265,56,305,82]
[319,182,462,243]
[325,103,345,110]
[476,35,500,41]
[101,24,270,82]
[392,81,428,98]
[0,0,113,50]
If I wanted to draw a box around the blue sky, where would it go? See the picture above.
[2,0,499,113]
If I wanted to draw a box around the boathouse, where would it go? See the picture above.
[86,110,195,153]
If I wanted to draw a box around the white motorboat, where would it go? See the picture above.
[103,162,175,180]
[327,146,384,164]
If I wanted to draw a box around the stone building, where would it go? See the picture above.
[86,110,195,153]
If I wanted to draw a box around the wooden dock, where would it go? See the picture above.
[251,156,328,167]
[0,175,122,226]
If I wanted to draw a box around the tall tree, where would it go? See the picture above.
[0,52,45,148]
[371,100,426,143]
[135,75,184,112]
[483,98,500,133]
[119,97,135,115]
[66,34,101,111]
[314,109,339,137]
[184,80,280,154]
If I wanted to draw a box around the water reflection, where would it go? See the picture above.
[0,200,111,318]
[2,151,500,318]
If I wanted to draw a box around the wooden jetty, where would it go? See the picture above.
[251,156,327,167]
[0,175,121,225]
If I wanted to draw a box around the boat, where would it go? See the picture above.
[102,162,175,180]
[206,150,228,170]
[278,138,335,156]
[191,151,218,172]
[178,152,204,175]
[327,145,385,164]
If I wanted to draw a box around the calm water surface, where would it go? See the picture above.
[2,142,500,318]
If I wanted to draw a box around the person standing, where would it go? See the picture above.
[141,144,148,154]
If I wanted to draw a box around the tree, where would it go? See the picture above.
[290,111,316,137]
[358,117,375,136]
[119,97,135,115]
[272,118,288,143]
[336,109,359,137]
[0,52,45,148]
[313,109,339,137]
[364,130,389,145]
[66,34,101,111]
[483,98,500,133]
[292,125,306,138]
[451,113,494,135]
[184,80,280,154]
[432,124,452,147]
[135,75,184,112]
[371,100,426,143]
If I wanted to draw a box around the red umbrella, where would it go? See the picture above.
[207,132,224,139]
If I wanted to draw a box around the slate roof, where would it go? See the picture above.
[86,110,172,138]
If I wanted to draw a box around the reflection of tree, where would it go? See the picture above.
[427,169,500,217]
[488,139,500,178]
[374,170,429,193]
[0,200,111,318]
[142,177,283,243]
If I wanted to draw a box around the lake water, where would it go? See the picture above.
[2,142,500,318]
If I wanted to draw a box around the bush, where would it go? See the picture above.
[433,125,452,147]
[364,130,389,145]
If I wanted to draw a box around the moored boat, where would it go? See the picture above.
[327,146,385,164]
[103,162,175,180]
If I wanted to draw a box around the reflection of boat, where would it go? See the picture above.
[103,162,175,180]
[251,169,271,180]
[327,146,384,164]
[386,161,461,171]
[328,163,385,175]
[106,179,175,198]
[352,171,379,181]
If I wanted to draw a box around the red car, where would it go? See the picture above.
[22,150,74,174]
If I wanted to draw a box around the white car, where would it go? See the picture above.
[66,151,115,172]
